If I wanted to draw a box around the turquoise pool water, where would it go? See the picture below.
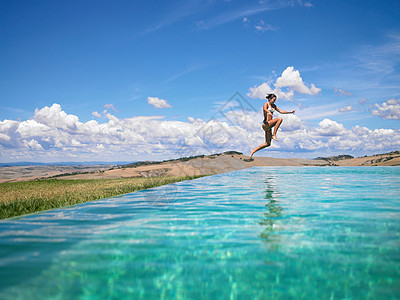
[1,167,399,299]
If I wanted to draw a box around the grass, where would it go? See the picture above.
[0,175,204,220]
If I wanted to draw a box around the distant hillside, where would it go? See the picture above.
[1,150,399,182]
[119,151,243,169]
[332,150,400,167]
[360,151,400,166]
[314,151,400,166]
[366,150,400,157]
[315,154,354,162]
[54,152,328,180]
[0,161,130,167]
[316,150,400,164]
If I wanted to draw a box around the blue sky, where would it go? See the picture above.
[1,0,400,162]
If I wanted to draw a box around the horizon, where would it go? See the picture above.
[1,149,399,166]
[1,0,400,163]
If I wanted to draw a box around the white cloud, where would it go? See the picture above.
[16,119,53,139]
[316,119,347,136]
[195,2,285,30]
[280,114,303,131]
[147,97,172,109]
[92,111,102,118]
[275,67,321,95]
[196,1,314,31]
[0,133,11,142]
[104,104,117,112]
[338,106,353,113]
[248,66,321,100]
[334,88,352,96]
[0,120,19,148]
[248,82,278,99]
[24,139,44,150]
[1,103,399,162]
[92,104,118,118]
[254,20,276,32]
[34,103,79,130]
[223,110,260,131]
[372,99,400,119]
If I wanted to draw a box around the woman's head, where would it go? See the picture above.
[266,94,277,102]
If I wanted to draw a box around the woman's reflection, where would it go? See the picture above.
[259,175,283,248]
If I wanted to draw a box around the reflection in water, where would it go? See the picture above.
[259,175,284,249]
[1,167,399,299]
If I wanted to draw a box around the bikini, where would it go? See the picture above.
[262,103,274,126]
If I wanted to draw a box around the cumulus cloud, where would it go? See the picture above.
[1,103,399,162]
[317,119,347,136]
[248,66,321,100]
[248,82,287,100]
[24,139,43,150]
[275,67,321,95]
[147,97,172,109]
[279,114,303,131]
[338,106,353,113]
[34,104,79,130]
[372,99,400,119]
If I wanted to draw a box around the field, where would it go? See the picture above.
[0,175,203,220]
[1,150,399,220]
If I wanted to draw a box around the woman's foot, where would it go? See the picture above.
[245,149,255,162]
[249,148,256,159]
[272,135,279,142]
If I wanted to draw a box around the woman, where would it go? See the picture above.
[249,94,295,160]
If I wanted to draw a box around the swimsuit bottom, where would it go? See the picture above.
[262,119,272,130]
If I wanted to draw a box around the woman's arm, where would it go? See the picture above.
[264,103,274,119]
[275,106,295,114]
[263,103,272,115]
[263,102,268,112]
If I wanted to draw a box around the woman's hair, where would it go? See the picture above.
[266,94,276,100]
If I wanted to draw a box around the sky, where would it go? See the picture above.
[1,0,400,163]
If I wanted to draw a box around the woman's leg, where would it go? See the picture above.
[249,127,272,159]
[269,117,283,141]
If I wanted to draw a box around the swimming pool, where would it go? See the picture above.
[1,167,399,299]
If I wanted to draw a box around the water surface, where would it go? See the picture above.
[1,167,399,299]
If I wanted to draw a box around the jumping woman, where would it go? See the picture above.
[249,94,295,160]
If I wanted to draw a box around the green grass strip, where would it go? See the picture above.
[0,175,204,220]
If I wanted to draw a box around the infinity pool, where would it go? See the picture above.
[1,167,399,299]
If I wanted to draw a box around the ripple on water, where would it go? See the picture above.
[0,166,399,299]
